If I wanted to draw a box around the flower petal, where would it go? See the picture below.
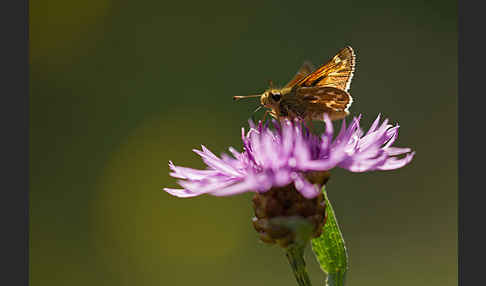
[193,147,243,177]
[377,151,415,170]
[163,188,204,198]
[208,179,259,196]
[385,147,411,156]
[292,173,320,199]
[168,161,220,180]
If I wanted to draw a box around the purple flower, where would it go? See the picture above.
[164,114,415,199]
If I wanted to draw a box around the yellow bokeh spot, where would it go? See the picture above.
[93,110,250,268]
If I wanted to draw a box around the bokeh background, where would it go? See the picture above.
[30,0,457,285]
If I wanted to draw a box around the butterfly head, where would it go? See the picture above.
[233,88,282,109]
[260,89,282,108]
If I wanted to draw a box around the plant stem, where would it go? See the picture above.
[326,272,346,286]
[285,244,312,286]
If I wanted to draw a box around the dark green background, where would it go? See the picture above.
[30,0,457,285]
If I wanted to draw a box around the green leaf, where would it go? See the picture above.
[311,186,348,286]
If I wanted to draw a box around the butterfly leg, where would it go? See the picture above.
[262,110,270,123]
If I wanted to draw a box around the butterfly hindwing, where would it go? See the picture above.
[294,86,352,120]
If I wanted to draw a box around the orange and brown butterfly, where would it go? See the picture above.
[234,46,356,122]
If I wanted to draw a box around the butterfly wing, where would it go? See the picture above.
[295,46,356,92]
[284,86,352,120]
[284,61,315,88]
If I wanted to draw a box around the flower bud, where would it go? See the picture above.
[251,171,329,248]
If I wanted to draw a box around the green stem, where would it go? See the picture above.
[285,244,312,286]
[326,272,346,286]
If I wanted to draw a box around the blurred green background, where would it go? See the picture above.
[30,0,456,285]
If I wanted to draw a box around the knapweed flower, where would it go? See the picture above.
[164,114,414,246]
[164,114,414,199]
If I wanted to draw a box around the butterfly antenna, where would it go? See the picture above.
[268,80,274,89]
[233,94,261,101]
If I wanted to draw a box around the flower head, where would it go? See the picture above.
[164,114,414,199]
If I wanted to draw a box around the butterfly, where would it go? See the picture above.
[234,46,356,122]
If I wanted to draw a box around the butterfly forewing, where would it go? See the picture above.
[284,61,316,88]
[296,46,355,92]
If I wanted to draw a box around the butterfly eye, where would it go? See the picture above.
[270,93,281,101]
